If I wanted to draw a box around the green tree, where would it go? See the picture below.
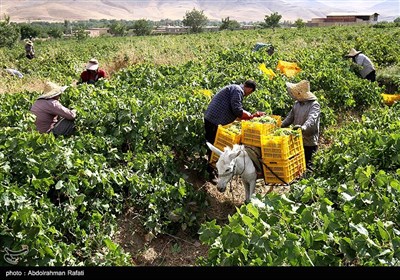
[394,17,400,23]
[219,17,240,31]
[19,23,40,40]
[109,21,127,36]
[48,27,64,38]
[294,18,306,28]
[182,8,208,33]
[74,28,88,40]
[0,14,20,48]
[133,19,153,36]
[64,20,72,34]
[263,12,282,30]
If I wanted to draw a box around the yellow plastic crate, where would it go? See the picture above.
[262,152,306,185]
[381,93,400,106]
[272,115,282,128]
[213,122,241,150]
[209,122,242,166]
[241,115,281,147]
[261,129,304,159]
[209,152,220,167]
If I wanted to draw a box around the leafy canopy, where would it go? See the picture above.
[0,14,20,48]
[263,12,282,30]
[133,19,153,36]
[220,17,241,31]
[182,8,208,33]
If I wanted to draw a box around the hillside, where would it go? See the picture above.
[2,0,396,23]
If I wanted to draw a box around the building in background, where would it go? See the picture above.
[85,28,110,37]
[308,12,379,27]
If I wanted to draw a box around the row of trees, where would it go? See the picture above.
[183,9,288,32]
[0,8,289,47]
[3,8,399,48]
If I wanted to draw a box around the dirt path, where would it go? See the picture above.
[114,177,287,266]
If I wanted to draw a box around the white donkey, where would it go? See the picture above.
[207,142,257,203]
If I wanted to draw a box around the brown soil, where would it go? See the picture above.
[114,206,208,266]
[114,173,289,266]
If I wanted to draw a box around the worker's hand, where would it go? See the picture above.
[292,125,302,130]
[241,111,253,120]
[252,111,266,118]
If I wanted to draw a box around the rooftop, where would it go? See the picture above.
[326,12,379,16]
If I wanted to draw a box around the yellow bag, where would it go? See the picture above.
[381,93,400,106]
[258,63,276,79]
[276,60,301,77]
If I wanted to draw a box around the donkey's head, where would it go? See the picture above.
[206,142,258,204]
[216,145,244,192]
[207,142,244,193]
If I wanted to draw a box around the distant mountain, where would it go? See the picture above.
[2,0,397,23]
[370,0,400,21]
[318,0,398,20]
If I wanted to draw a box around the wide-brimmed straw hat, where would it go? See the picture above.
[38,81,68,99]
[286,80,317,102]
[346,48,362,57]
[86,58,99,71]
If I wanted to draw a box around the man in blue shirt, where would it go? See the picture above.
[204,79,261,181]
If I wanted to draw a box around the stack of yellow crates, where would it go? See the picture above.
[209,116,306,185]
[260,128,306,184]
[241,115,281,147]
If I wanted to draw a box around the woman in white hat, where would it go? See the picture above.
[78,58,107,84]
[30,81,76,136]
[281,80,321,170]
[345,48,376,82]
[25,40,35,59]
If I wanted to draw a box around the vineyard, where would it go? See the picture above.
[1,25,400,266]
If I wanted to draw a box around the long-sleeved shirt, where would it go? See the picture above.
[30,99,76,133]
[5,68,23,78]
[354,53,375,78]
[25,44,34,56]
[80,69,107,84]
[204,84,245,126]
[281,100,320,146]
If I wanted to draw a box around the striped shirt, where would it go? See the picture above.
[204,84,245,126]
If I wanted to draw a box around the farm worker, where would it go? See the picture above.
[253,43,275,56]
[25,40,35,59]
[281,80,320,171]
[3,66,23,78]
[78,58,107,84]
[204,79,264,181]
[30,81,76,136]
[345,48,376,82]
